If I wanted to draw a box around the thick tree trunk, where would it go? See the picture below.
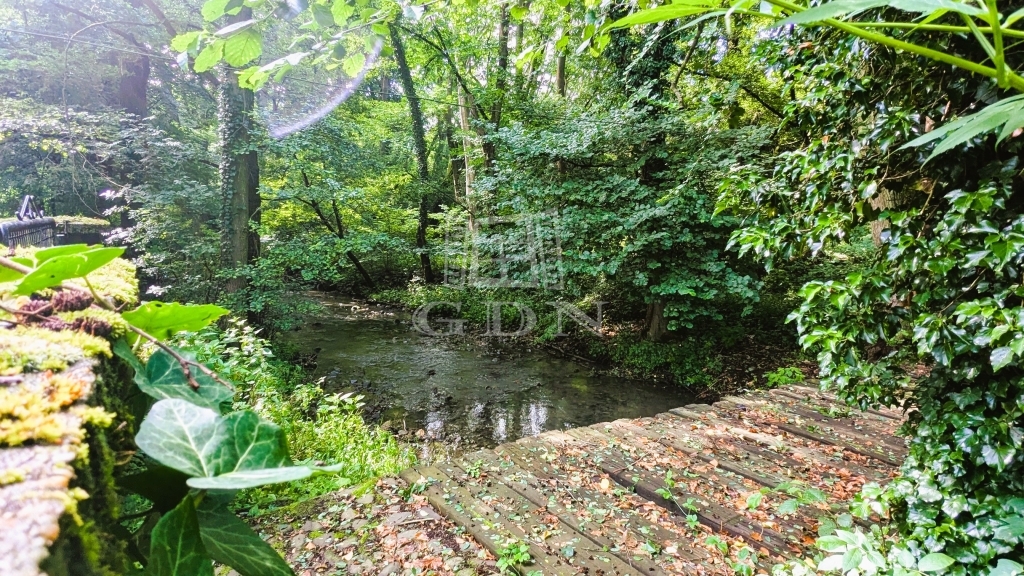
[118,55,149,117]
[390,24,435,283]
[218,29,260,295]
[645,302,668,342]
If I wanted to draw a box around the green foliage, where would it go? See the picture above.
[15,247,124,295]
[607,335,721,387]
[116,344,233,413]
[122,302,229,341]
[608,0,1024,573]
[765,366,804,388]
[175,321,412,510]
[495,538,533,574]
[482,102,768,331]
[194,501,293,576]
[146,496,214,576]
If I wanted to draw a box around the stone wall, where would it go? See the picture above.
[0,256,137,575]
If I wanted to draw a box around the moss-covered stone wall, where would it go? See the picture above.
[0,255,137,576]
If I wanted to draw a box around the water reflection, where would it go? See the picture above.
[281,294,697,449]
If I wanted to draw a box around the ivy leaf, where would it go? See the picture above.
[991,346,1014,371]
[778,499,800,514]
[15,247,125,295]
[918,552,956,572]
[990,559,1024,576]
[112,338,147,386]
[193,40,225,72]
[136,399,227,478]
[187,466,313,490]
[211,410,290,474]
[122,301,229,341]
[195,502,295,576]
[745,491,763,510]
[146,495,214,576]
[223,30,262,67]
[117,465,191,514]
[140,348,234,413]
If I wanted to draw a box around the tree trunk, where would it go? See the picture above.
[390,23,435,283]
[483,6,510,170]
[645,302,668,342]
[118,55,149,117]
[556,54,566,97]
[458,85,477,229]
[218,16,260,296]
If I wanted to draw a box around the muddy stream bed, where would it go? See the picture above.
[280,294,697,457]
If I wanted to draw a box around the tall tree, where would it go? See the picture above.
[218,12,260,295]
[389,23,435,283]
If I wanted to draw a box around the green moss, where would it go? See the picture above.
[0,467,25,485]
[86,258,137,305]
[0,327,110,375]
[52,216,111,227]
[0,253,137,575]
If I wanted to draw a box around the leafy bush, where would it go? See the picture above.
[717,18,1024,575]
[765,367,804,388]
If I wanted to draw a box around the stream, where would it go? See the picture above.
[281,294,697,454]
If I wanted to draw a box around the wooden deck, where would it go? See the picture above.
[399,385,906,575]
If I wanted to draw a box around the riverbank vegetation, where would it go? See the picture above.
[2,0,1023,573]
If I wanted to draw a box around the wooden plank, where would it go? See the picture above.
[584,422,832,556]
[563,426,794,559]
[762,389,906,441]
[444,457,649,576]
[495,443,716,566]
[664,407,895,483]
[461,450,680,575]
[400,466,580,575]
[610,418,792,489]
[774,386,903,421]
[721,395,907,456]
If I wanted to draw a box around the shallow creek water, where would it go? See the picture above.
[280,294,696,453]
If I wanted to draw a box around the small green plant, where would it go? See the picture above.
[496,538,533,574]
[731,546,759,576]
[705,534,729,554]
[765,366,804,388]
[654,470,677,500]
[465,459,484,478]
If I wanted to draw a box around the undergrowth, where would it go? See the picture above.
[176,319,413,515]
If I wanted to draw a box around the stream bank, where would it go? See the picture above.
[278,293,697,456]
